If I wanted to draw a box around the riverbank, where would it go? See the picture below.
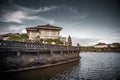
[80,46,120,53]
[81,49,120,53]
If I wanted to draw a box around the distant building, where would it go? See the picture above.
[26,24,62,40]
[94,43,108,48]
[110,43,120,47]
[0,33,19,40]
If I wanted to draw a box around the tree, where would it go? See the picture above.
[8,34,28,41]
[77,43,81,47]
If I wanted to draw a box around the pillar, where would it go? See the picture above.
[51,51,53,55]
[17,52,20,57]
[60,50,63,54]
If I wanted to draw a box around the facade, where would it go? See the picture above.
[94,43,108,48]
[26,24,62,40]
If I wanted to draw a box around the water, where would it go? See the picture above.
[1,52,120,80]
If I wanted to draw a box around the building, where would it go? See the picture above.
[0,33,19,40]
[94,43,108,48]
[26,24,62,40]
[110,43,120,47]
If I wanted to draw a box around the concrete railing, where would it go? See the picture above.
[0,40,80,53]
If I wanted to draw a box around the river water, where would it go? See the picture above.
[1,52,120,80]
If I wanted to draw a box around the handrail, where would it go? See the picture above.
[0,40,80,52]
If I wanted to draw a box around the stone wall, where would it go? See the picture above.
[0,51,80,72]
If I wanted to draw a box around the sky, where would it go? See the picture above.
[0,0,120,46]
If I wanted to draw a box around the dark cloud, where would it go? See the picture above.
[0,0,120,44]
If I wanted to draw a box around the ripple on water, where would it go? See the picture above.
[1,52,120,80]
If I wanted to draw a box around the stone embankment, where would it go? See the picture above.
[0,40,80,72]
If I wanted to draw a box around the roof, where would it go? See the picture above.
[111,43,120,45]
[0,33,19,37]
[26,24,62,31]
[37,24,62,30]
[26,27,38,31]
[95,43,107,46]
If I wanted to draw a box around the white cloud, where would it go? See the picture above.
[9,0,58,13]
[1,10,55,24]
[61,5,78,14]
[47,19,55,24]
[2,11,38,23]
[0,0,58,25]
[0,25,27,34]
[2,11,26,23]
[38,17,55,24]
[79,13,88,20]
[21,29,27,33]
[1,0,58,24]
[68,7,78,13]
[8,25,26,33]
[3,1,85,25]
[33,6,58,13]
[72,37,100,46]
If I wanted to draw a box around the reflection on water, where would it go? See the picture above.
[1,60,80,80]
[1,52,120,80]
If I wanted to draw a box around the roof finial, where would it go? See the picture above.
[47,24,50,26]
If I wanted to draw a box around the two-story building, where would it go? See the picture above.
[26,24,62,40]
[26,24,72,45]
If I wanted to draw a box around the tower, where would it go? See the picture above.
[68,35,72,46]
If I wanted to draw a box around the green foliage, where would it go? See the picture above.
[65,41,67,46]
[39,39,43,43]
[20,34,28,39]
[8,34,28,41]
[47,39,53,44]
[80,45,120,52]
[54,39,60,45]
[77,43,80,47]
[8,36,20,41]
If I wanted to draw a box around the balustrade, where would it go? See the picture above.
[0,40,80,53]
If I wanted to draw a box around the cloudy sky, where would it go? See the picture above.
[0,0,120,46]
